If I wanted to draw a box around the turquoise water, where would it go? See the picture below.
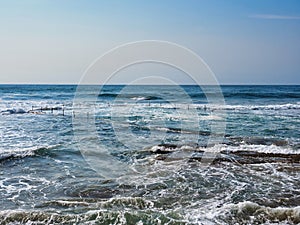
[0,85,299,224]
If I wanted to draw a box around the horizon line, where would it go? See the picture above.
[0,83,299,86]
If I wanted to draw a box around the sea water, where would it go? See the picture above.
[0,85,299,224]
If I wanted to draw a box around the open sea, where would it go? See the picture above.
[0,84,299,224]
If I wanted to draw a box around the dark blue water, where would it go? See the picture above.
[0,85,299,224]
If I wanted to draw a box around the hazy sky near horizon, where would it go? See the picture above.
[0,0,300,84]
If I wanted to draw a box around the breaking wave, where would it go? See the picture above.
[0,145,60,162]
[221,201,300,224]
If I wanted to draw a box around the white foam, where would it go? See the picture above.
[183,200,300,224]
[0,145,58,161]
[225,201,300,223]
[224,144,299,155]
[0,99,72,115]
[199,115,223,120]
[1,108,27,115]
[0,175,51,201]
[131,97,146,101]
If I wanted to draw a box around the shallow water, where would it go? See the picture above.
[0,85,299,224]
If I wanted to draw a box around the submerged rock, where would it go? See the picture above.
[148,143,300,164]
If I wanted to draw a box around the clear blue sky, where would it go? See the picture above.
[0,0,299,84]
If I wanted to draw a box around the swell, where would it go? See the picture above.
[180,91,300,99]
[98,93,163,101]
[224,92,300,99]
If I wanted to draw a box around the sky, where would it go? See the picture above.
[0,0,299,84]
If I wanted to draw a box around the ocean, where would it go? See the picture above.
[0,84,299,224]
